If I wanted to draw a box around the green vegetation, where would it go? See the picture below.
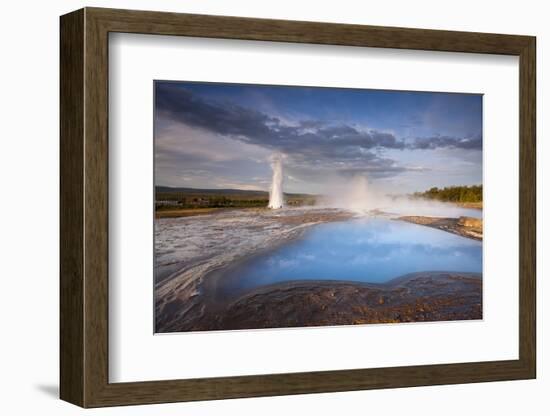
[413,185,482,203]
[155,186,316,211]
[156,193,267,209]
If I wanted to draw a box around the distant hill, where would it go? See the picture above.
[156,186,313,198]
[156,185,266,196]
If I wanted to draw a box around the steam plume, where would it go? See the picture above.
[268,154,284,209]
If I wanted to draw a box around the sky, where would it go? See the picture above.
[154,81,482,194]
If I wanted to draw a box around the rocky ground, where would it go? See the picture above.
[155,206,483,333]
[163,272,482,332]
[155,207,355,332]
[396,216,482,241]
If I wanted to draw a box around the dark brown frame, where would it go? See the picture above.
[60,7,536,408]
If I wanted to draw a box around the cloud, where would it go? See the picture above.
[408,135,482,150]
[156,84,406,156]
[155,83,481,184]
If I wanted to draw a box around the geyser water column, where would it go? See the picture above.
[268,154,284,209]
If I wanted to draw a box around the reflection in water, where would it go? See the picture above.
[216,218,482,297]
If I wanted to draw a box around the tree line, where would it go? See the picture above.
[413,185,482,203]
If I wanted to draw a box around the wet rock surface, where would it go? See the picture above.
[155,208,355,332]
[396,216,482,241]
[164,272,482,332]
[155,208,482,333]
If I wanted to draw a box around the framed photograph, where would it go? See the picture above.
[60,7,536,407]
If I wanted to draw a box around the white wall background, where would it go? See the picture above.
[0,0,545,414]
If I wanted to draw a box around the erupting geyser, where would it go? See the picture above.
[268,154,284,209]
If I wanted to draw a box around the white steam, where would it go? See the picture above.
[268,154,284,209]
[319,176,387,213]
[318,175,480,218]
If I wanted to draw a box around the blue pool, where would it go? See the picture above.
[212,217,482,298]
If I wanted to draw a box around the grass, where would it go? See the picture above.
[155,208,222,218]
[155,188,316,218]
[155,206,271,219]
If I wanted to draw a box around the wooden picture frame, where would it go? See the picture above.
[60,7,536,408]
